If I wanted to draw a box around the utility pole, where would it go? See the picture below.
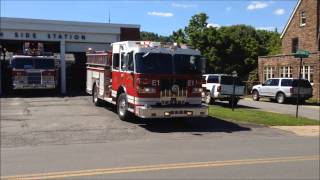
[107,10,111,23]
[296,57,302,118]
[231,71,237,111]
[294,49,310,118]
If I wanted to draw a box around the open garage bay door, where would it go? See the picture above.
[66,42,110,52]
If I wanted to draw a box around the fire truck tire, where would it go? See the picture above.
[92,84,103,106]
[117,93,130,121]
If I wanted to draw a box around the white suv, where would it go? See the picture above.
[251,78,313,104]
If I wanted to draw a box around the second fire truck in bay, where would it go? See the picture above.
[10,42,58,90]
[86,41,208,120]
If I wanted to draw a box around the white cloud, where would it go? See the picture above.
[274,8,285,15]
[147,12,174,17]
[207,23,220,28]
[256,26,275,31]
[226,7,232,11]
[172,3,196,8]
[247,1,269,10]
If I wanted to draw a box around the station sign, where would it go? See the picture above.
[0,31,86,41]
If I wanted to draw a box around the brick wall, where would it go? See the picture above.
[281,0,319,54]
[258,52,320,99]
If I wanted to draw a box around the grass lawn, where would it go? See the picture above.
[209,105,319,126]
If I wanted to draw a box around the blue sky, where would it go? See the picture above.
[0,0,297,36]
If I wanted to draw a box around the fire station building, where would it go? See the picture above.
[258,0,320,99]
[0,17,140,94]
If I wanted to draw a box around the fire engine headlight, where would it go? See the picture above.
[192,87,203,93]
[138,87,156,94]
[42,76,54,81]
[14,76,27,82]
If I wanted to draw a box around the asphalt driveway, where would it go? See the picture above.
[237,98,320,120]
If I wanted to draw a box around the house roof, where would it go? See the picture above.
[280,0,302,39]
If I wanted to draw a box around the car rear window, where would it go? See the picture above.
[292,79,312,88]
[207,75,219,83]
[220,76,242,85]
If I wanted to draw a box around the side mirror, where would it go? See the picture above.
[262,83,265,86]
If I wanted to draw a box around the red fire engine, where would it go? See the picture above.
[86,41,208,120]
[10,42,58,90]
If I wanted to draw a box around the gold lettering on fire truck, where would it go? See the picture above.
[152,80,160,86]
[188,80,195,87]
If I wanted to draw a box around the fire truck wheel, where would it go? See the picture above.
[117,93,129,121]
[93,84,103,106]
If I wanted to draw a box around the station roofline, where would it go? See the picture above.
[0,17,140,29]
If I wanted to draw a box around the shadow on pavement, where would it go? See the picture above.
[100,102,252,134]
[126,116,251,134]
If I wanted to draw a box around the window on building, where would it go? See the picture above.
[300,66,314,83]
[292,38,299,53]
[279,66,293,78]
[300,11,306,26]
[263,66,276,81]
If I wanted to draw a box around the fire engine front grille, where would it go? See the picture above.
[27,72,41,84]
[160,79,188,105]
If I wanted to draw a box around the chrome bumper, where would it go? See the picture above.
[13,84,56,89]
[135,105,208,118]
[287,94,312,99]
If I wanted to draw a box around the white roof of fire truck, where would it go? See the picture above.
[112,41,200,56]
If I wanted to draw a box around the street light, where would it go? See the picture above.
[231,70,238,111]
[294,49,310,118]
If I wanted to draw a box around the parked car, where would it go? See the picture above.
[202,74,245,106]
[251,78,313,104]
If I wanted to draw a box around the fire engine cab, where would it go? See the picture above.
[86,41,208,120]
[10,42,58,90]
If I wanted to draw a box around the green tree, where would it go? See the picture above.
[172,29,187,45]
[140,31,172,42]
[184,13,209,50]
[172,12,281,79]
[256,30,281,55]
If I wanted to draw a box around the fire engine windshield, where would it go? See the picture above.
[135,53,172,74]
[173,54,202,74]
[11,58,55,69]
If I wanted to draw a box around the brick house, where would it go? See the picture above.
[258,0,320,99]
